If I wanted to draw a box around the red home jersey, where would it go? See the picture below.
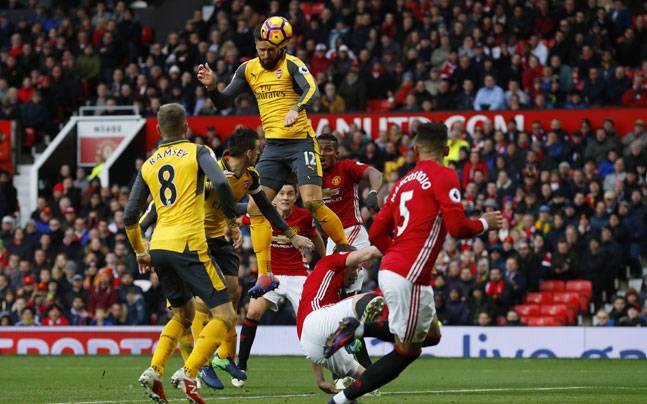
[369,160,484,285]
[322,159,368,228]
[296,252,348,338]
[241,207,316,277]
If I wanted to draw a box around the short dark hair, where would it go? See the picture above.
[227,127,259,157]
[316,133,338,145]
[415,122,448,152]
[253,25,263,42]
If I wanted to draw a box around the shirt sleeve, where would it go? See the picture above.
[433,169,484,239]
[344,160,369,183]
[247,168,262,194]
[197,145,238,220]
[320,252,350,272]
[368,196,395,253]
[286,58,319,112]
[207,62,248,109]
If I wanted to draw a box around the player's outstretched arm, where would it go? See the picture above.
[311,363,337,394]
[435,171,503,238]
[124,173,152,273]
[197,62,247,109]
[249,190,314,250]
[363,166,384,211]
[345,246,383,268]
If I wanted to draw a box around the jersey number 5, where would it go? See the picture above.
[158,164,177,206]
[396,190,414,236]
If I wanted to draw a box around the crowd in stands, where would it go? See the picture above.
[1,1,647,147]
[0,0,646,327]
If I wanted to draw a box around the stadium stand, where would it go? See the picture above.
[0,0,645,329]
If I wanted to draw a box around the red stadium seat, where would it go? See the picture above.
[540,304,569,324]
[525,292,553,305]
[513,304,540,317]
[526,317,564,326]
[565,280,593,299]
[579,295,591,314]
[552,292,581,313]
[540,280,565,292]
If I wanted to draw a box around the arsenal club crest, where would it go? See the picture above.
[244,180,250,189]
[276,69,283,78]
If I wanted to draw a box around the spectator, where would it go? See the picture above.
[41,304,70,326]
[88,267,116,315]
[485,267,511,318]
[124,287,147,325]
[444,288,471,325]
[621,75,647,107]
[473,75,505,111]
[505,310,525,326]
[618,307,644,327]
[594,309,613,326]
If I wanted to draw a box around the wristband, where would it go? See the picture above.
[479,218,489,234]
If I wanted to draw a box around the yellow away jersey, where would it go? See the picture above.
[244,54,317,140]
[204,158,261,238]
[141,140,208,252]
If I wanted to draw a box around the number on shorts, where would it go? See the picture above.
[158,164,177,206]
[303,151,316,166]
[396,190,414,236]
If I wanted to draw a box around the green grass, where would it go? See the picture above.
[1,356,646,404]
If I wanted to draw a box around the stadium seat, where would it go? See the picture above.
[540,304,570,324]
[552,292,581,313]
[565,280,593,299]
[525,291,553,305]
[513,304,540,317]
[526,317,564,326]
[539,280,565,292]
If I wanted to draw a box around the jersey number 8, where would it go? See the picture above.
[158,164,177,206]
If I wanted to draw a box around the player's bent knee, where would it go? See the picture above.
[423,333,441,347]
[303,199,323,213]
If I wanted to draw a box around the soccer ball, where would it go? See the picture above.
[260,16,293,48]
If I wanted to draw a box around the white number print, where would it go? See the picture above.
[303,151,316,166]
[396,190,414,236]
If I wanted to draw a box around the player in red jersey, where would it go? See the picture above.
[318,134,383,261]
[234,182,325,386]
[296,245,384,394]
[327,122,503,404]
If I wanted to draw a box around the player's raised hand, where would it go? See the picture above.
[197,63,217,91]
[290,234,314,251]
[482,211,504,231]
[136,253,152,274]
[284,108,299,127]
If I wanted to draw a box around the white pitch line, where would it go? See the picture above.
[43,386,647,404]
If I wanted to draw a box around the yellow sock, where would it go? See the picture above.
[178,328,194,363]
[191,310,209,341]
[312,203,348,245]
[250,214,272,277]
[151,316,186,376]
[184,317,231,378]
[215,326,238,359]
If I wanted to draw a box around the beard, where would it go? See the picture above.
[259,49,285,70]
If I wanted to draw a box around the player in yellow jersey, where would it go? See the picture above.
[124,103,241,404]
[196,19,350,298]
[139,127,312,390]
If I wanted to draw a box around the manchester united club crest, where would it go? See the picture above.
[332,176,342,186]
[276,69,283,78]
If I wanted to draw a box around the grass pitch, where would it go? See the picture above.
[1,356,645,403]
